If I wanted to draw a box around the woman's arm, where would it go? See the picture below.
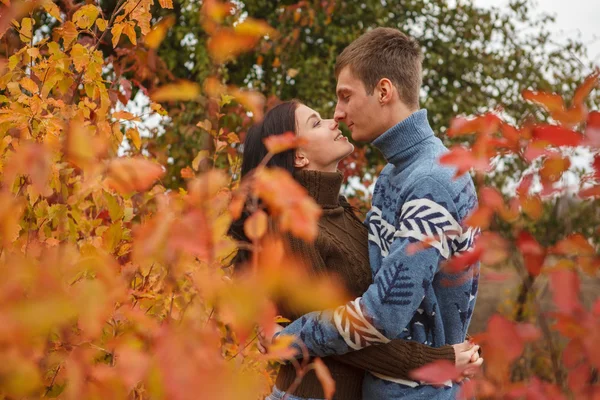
[331,339,455,380]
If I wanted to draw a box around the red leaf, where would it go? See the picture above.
[593,154,600,180]
[532,125,583,147]
[409,360,461,385]
[516,174,534,197]
[438,146,490,177]
[549,264,582,315]
[516,231,546,276]
[584,111,600,147]
[579,185,600,199]
[563,340,585,368]
[447,113,502,137]
[444,246,483,273]
[479,186,504,210]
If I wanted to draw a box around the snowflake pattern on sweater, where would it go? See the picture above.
[278,110,480,399]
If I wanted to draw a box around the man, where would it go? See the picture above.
[275,27,480,399]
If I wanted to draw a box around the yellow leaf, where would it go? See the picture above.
[151,81,200,102]
[158,0,173,8]
[287,68,299,78]
[19,77,37,93]
[112,23,124,47]
[263,334,297,360]
[144,15,175,49]
[19,17,32,43]
[42,0,62,22]
[192,150,210,171]
[230,88,265,121]
[126,127,141,150]
[0,193,24,246]
[73,4,99,29]
[124,22,137,45]
[96,18,107,32]
[70,43,88,72]
[196,119,212,132]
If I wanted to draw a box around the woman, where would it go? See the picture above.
[231,101,481,400]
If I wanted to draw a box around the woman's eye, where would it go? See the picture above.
[313,119,321,128]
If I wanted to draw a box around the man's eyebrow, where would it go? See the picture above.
[336,87,351,96]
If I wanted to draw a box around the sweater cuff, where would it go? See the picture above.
[419,344,456,365]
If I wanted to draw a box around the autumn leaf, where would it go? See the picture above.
[516,231,546,276]
[410,360,461,386]
[112,110,140,121]
[151,81,200,102]
[111,23,124,47]
[158,0,173,9]
[549,262,582,315]
[42,0,63,22]
[233,18,276,38]
[579,185,600,199]
[447,113,502,137]
[572,70,599,107]
[18,17,32,42]
[262,334,297,360]
[313,358,336,400]
[59,21,79,48]
[532,125,583,147]
[0,193,24,246]
[126,128,141,150]
[522,90,565,114]
[520,195,543,221]
[243,210,268,241]
[263,132,307,154]
[73,4,100,29]
[438,146,490,177]
[105,157,165,194]
[123,22,137,45]
[207,29,259,64]
[230,88,266,121]
[145,15,175,49]
[539,154,571,184]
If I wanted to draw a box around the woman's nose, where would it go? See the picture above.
[327,120,338,130]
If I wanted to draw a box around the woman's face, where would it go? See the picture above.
[294,104,354,172]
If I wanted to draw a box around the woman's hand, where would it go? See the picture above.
[257,324,284,354]
[453,340,483,380]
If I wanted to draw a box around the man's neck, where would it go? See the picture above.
[380,104,418,135]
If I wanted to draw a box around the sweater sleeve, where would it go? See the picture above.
[277,177,470,357]
[332,339,456,379]
[283,230,457,378]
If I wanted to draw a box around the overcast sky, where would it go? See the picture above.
[474,0,600,65]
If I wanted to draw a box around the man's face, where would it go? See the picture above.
[334,66,382,143]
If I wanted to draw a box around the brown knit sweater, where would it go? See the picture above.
[274,170,456,399]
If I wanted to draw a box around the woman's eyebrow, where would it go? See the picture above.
[306,113,320,125]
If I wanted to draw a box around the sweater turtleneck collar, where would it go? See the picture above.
[294,170,343,208]
[372,109,434,165]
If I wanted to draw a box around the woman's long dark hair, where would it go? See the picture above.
[240,100,299,178]
[229,101,300,267]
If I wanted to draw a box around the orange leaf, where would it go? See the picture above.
[230,88,266,121]
[244,210,268,241]
[522,90,565,114]
[145,15,175,49]
[550,234,595,257]
[105,157,165,194]
[263,132,307,154]
[447,113,502,137]
[158,0,173,8]
[0,193,24,246]
[444,246,483,273]
[520,195,543,221]
[409,360,460,386]
[480,186,504,210]
[539,154,571,184]
[207,29,259,64]
[313,358,336,400]
[180,166,194,179]
[263,334,297,360]
[572,70,599,107]
[584,111,600,147]
[233,18,276,38]
[533,125,583,147]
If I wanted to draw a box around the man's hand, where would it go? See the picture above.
[452,340,483,380]
[257,324,284,354]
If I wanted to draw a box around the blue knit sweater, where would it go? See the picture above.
[278,110,480,399]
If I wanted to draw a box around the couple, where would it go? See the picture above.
[235,28,482,399]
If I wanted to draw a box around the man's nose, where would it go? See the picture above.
[334,105,346,123]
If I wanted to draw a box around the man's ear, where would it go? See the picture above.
[377,78,394,105]
[294,151,309,168]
